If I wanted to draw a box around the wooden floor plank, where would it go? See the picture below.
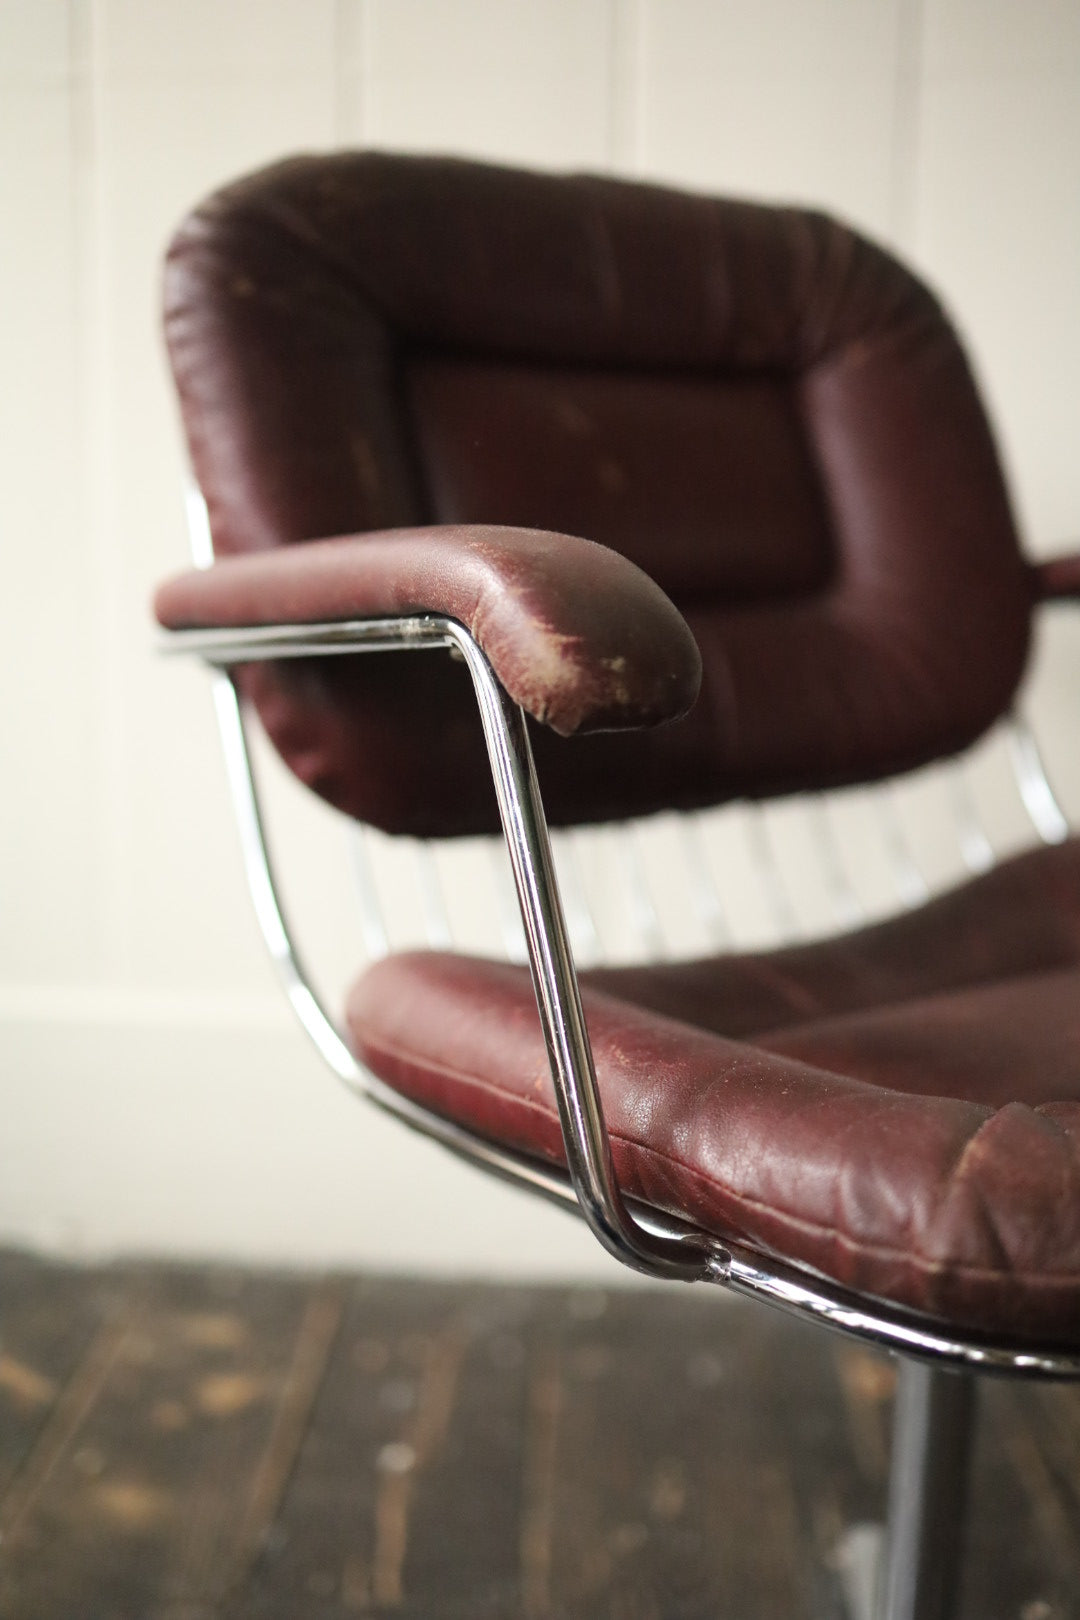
[963,1380,1080,1620]
[543,1288,850,1620]
[400,1287,536,1617]
[0,1259,322,1620]
[0,1251,118,1502]
[221,1280,345,1596]
[2,1254,1079,1620]
[225,1280,538,1620]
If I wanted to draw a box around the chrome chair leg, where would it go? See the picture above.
[876,1359,976,1620]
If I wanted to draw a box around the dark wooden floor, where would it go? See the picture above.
[0,1252,1077,1619]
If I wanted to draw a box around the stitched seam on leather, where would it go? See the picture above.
[353,1025,1080,1288]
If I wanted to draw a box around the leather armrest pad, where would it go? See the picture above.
[154,524,702,736]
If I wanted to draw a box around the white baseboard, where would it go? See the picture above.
[0,991,614,1281]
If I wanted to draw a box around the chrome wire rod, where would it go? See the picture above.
[487,840,530,962]
[415,839,454,948]
[347,825,390,960]
[875,789,929,908]
[946,765,995,876]
[210,671,364,1084]
[1008,714,1069,844]
[745,806,802,940]
[176,619,458,1096]
[553,830,603,966]
[807,795,864,929]
[677,813,731,949]
[615,824,666,959]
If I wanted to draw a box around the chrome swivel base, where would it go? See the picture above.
[840,1359,975,1620]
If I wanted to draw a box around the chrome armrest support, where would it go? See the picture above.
[162,615,719,1282]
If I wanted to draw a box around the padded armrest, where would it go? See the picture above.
[155,524,702,737]
[1033,552,1080,603]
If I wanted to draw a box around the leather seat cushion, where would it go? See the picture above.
[347,840,1080,1347]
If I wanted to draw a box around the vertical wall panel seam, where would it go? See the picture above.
[95,0,134,980]
[333,0,367,147]
[333,0,346,145]
[607,0,643,173]
[359,0,376,146]
[71,0,130,982]
[888,0,925,254]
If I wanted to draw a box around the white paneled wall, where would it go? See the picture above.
[3,0,1079,1275]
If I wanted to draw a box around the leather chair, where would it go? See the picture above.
[154,153,1080,1620]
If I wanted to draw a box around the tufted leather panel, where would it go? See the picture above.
[347,845,1080,1344]
[163,151,1034,836]
[406,359,835,599]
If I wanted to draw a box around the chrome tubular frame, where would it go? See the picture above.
[209,671,361,1082]
[163,613,1080,1380]
[875,1361,975,1620]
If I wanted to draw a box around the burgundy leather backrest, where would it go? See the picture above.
[164,152,1034,837]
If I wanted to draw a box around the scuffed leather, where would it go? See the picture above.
[155,525,702,738]
[348,932,1080,1345]
[162,151,1033,837]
